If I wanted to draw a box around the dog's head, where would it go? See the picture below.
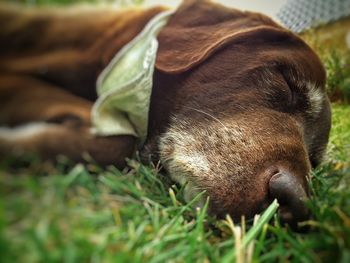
[143,0,331,225]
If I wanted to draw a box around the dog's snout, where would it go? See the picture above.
[269,171,309,227]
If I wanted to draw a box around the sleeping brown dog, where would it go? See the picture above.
[0,0,331,226]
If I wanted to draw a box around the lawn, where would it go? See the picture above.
[1,1,350,262]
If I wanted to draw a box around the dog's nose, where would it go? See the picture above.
[269,171,309,227]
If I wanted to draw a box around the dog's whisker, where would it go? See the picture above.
[183,106,229,131]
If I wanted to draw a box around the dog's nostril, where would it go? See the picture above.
[269,172,309,227]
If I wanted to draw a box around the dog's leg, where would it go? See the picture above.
[0,74,136,167]
[0,4,166,100]
[0,5,164,166]
[0,6,131,165]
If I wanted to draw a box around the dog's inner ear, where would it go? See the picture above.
[155,0,280,74]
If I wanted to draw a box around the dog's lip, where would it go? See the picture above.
[183,181,206,209]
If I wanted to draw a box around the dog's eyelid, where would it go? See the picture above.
[277,69,299,106]
[283,76,296,104]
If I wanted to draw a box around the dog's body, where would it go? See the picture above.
[0,4,165,167]
[0,0,331,225]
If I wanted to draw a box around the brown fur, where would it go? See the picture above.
[0,4,164,166]
[0,1,331,223]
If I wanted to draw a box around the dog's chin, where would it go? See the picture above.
[160,155,207,210]
[182,181,207,210]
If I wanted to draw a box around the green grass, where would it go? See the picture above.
[1,78,350,263]
[1,1,350,262]
[0,104,349,263]
[322,50,350,103]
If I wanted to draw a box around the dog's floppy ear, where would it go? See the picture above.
[156,0,279,74]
